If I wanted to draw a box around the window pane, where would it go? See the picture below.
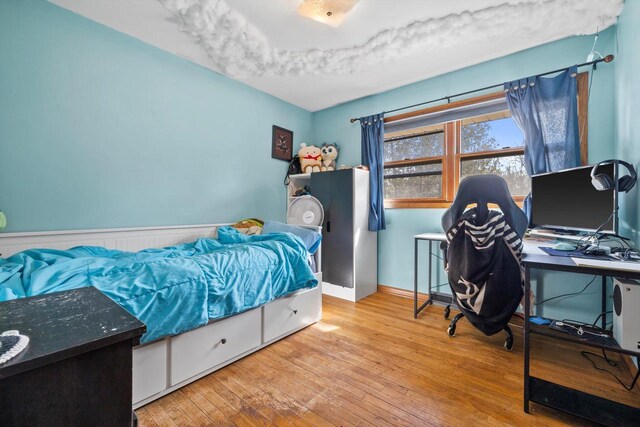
[384,163,441,177]
[460,155,530,196]
[461,115,523,154]
[384,130,444,163]
[384,163,442,199]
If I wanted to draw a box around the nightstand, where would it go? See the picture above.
[0,287,146,427]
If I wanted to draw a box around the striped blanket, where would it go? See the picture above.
[445,210,523,336]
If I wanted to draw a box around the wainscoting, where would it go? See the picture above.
[0,224,225,258]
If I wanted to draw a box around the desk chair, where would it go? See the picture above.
[442,175,528,350]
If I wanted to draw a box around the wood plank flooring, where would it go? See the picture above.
[137,293,640,426]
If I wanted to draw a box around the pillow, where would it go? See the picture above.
[230,218,263,235]
[262,221,322,254]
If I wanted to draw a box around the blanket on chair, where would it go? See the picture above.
[445,209,523,336]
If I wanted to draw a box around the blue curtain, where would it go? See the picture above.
[504,66,581,219]
[360,113,386,231]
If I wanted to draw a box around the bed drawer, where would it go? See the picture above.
[263,287,320,343]
[170,308,261,385]
[133,339,168,405]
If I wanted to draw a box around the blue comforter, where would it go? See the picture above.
[0,227,317,343]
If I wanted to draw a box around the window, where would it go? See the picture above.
[384,124,445,200]
[383,107,527,208]
[458,113,529,197]
[383,77,588,208]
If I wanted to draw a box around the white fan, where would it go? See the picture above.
[286,195,324,226]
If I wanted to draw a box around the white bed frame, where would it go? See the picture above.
[0,223,323,408]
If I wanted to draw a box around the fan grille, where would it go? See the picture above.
[287,196,324,226]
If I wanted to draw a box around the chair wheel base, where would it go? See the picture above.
[504,337,513,351]
[504,325,514,351]
[447,326,456,337]
[443,306,450,320]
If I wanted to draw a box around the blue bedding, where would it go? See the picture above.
[0,227,317,343]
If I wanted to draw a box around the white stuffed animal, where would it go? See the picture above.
[298,143,323,173]
[320,143,339,171]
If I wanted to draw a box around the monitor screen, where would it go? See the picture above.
[531,164,616,233]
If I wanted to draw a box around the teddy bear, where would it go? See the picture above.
[298,143,323,173]
[320,143,339,171]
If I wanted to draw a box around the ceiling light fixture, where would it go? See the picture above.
[297,0,359,28]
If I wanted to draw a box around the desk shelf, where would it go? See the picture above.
[522,253,640,424]
[529,323,640,358]
[528,377,640,426]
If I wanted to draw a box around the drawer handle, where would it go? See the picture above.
[293,309,298,315]
[220,338,227,344]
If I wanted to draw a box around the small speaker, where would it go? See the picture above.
[612,278,640,352]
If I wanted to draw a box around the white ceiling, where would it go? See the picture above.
[50,0,623,111]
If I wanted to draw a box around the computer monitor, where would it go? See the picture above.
[531,164,617,234]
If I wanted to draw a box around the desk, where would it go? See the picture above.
[522,253,640,425]
[413,233,449,319]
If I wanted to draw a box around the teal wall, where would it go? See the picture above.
[313,29,618,322]
[0,0,312,232]
[615,0,640,245]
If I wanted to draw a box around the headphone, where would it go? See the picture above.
[591,159,637,193]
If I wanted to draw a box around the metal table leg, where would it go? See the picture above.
[428,240,432,296]
[601,276,607,330]
[414,238,418,319]
[414,238,435,319]
[524,265,531,413]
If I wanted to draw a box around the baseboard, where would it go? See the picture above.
[377,284,428,300]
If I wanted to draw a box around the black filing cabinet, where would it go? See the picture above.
[0,287,146,427]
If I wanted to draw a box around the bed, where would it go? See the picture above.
[0,223,323,407]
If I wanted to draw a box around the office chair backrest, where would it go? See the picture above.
[442,175,528,237]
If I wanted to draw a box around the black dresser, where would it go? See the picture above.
[0,287,146,427]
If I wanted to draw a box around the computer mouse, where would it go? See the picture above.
[583,245,611,256]
[553,242,577,251]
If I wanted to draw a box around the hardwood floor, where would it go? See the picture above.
[137,293,640,426]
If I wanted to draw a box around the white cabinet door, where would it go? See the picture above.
[170,309,261,385]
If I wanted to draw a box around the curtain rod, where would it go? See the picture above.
[349,54,614,123]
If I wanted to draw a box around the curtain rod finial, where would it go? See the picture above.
[350,118,358,123]
[604,54,614,63]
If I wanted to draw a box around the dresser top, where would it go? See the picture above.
[0,287,146,379]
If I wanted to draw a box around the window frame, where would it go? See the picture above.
[383,73,589,209]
